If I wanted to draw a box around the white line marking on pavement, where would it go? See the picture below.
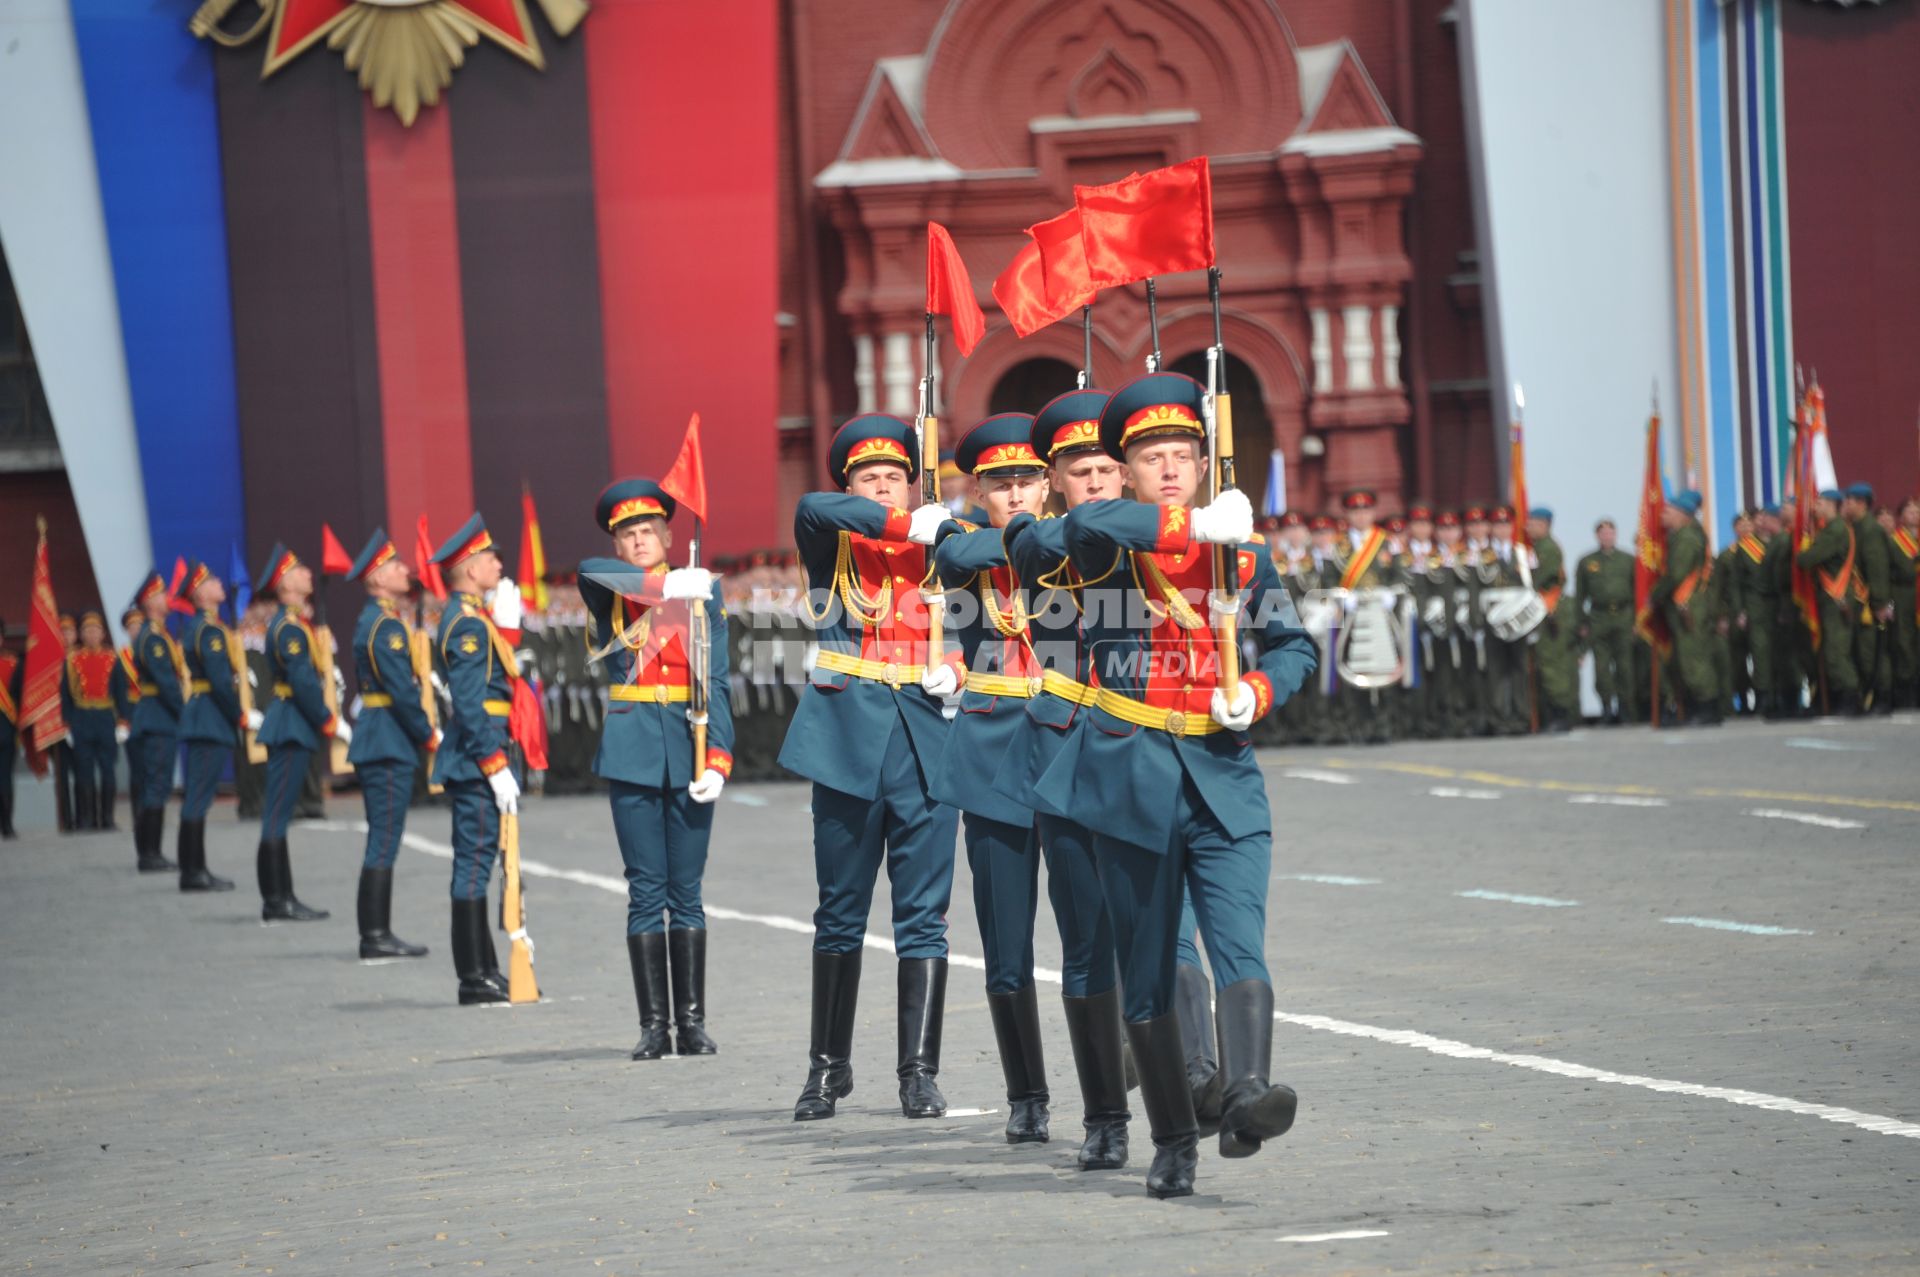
[1279,873,1381,887]
[725,792,769,807]
[1664,916,1813,937]
[294,819,1920,1143]
[1785,737,1872,752]
[942,1108,1001,1118]
[1282,768,1358,785]
[1568,794,1669,808]
[1455,889,1580,908]
[1428,786,1501,800]
[1744,808,1867,831]
[1278,1230,1391,1243]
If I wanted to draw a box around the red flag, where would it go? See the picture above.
[1632,412,1671,656]
[167,556,195,615]
[659,412,708,525]
[21,518,69,774]
[1074,156,1215,288]
[517,485,549,612]
[926,222,986,357]
[320,523,353,577]
[415,514,447,601]
[1510,424,1531,552]
[1029,208,1097,314]
[993,239,1076,338]
[510,676,550,772]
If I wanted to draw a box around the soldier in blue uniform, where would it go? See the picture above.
[429,515,522,1006]
[175,564,243,892]
[346,530,437,959]
[256,545,341,921]
[781,415,962,1122]
[111,605,145,830]
[128,572,182,873]
[578,479,735,1059]
[929,412,1060,1146]
[61,612,121,834]
[1038,372,1318,1198]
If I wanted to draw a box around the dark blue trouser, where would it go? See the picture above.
[71,728,115,805]
[358,759,414,870]
[135,733,175,812]
[609,779,712,934]
[965,814,1039,995]
[446,778,499,901]
[1036,812,1118,998]
[261,745,310,840]
[125,737,146,813]
[809,743,958,960]
[1175,895,1204,970]
[1094,775,1272,1024]
[181,742,228,820]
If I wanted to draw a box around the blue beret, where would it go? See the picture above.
[596,478,675,531]
[349,529,400,582]
[955,413,1041,476]
[257,543,303,593]
[1527,506,1552,522]
[1031,389,1110,462]
[828,414,919,488]
[1670,490,1702,516]
[1818,488,1843,503]
[1844,482,1874,502]
[1098,372,1206,461]
[429,513,496,568]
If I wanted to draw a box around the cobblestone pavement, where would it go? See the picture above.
[4,714,1918,1274]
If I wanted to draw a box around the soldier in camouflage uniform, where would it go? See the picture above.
[1762,505,1808,719]
[1726,508,1770,716]
[1843,483,1894,715]
[1891,497,1919,709]
[1575,518,1636,724]
[1653,491,1721,726]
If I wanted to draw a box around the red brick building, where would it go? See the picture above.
[775,0,1495,522]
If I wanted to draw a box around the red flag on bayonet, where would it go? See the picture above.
[517,484,549,613]
[415,514,447,601]
[993,240,1056,338]
[1509,423,1531,552]
[926,222,986,357]
[1074,156,1215,289]
[1632,411,1671,656]
[1029,207,1097,315]
[21,518,69,774]
[659,412,708,525]
[320,523,353,577]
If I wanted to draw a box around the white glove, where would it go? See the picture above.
[488,767,521,814]
[921,663,960,698]
[1210,682,1257,731]
[1208,589,1242,617]
[908,503,953,546]
[1190,489,1253,546]
[662,567,715,602]
[331,720,353,746]
[245,709,265,732]
[491,576,523,630]
[115,723,130,745]
[687,768,726,804]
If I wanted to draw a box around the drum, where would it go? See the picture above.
[1482,587,1547,641]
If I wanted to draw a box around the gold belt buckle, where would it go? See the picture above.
[882,662,901,688]
[1163,709,1187,735]
[1027,676,1044,697]
[653,684,669,704]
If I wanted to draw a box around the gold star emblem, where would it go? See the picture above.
[288,639,303,655]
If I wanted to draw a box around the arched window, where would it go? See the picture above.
[987,358,1079,416]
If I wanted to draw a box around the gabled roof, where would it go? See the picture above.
[1286,39,1419,155]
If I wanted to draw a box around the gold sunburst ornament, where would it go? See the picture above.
[189,0,587,126]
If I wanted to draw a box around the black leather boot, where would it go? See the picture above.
[987,982,1049,1143]
[137,809,176,871]
[453,898,508,1005]
[626,933,672,1059]
[74,778,97,830]
[1214,979,1298,1159]
[668,929,718,1055]
[98,773,118,831]
[261,838,328,920]
[794,948,861,1120]
[179,819,235,892]
[1126,1013,1199,1199]
[358,868,426,957]
[1062,987,1130,1170]
[897,957,948,1119]
[1174,963,1222,1128]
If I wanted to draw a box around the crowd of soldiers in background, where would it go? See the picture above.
[5,485,1913,833]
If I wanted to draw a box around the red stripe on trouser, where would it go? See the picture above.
[583,0,779,549]
[362,103,474,540]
